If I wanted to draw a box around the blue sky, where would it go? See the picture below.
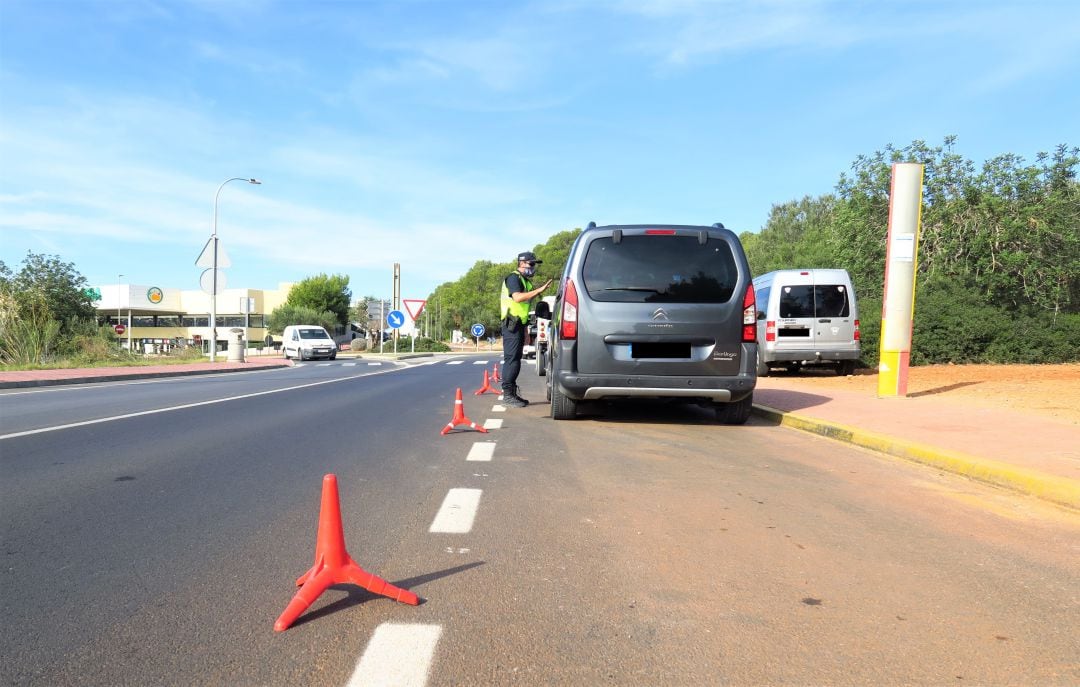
[2,0,1078,303]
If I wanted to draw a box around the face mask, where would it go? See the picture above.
[522,264,536,278]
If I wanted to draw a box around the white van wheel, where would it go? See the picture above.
[756,349,770,377]
[716,394,753,425]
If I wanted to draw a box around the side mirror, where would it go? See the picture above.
[534,301,552,319]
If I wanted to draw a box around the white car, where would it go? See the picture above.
[282,325,337,361]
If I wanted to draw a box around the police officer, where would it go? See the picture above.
[500,251,552,407]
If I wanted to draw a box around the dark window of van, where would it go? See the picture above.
[582,235,738,303]
[779,285,850,318]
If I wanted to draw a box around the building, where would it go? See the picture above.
[92,282,294,354]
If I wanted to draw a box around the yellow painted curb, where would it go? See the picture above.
[753,404,1080,511]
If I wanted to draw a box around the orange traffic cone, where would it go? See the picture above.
[274,474,419,632]
[491,363,501,383]
[441,388,489,435]
[474,369,499,396]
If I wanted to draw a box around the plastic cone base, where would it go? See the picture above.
[274,475,418,632]
[441,388,488,435]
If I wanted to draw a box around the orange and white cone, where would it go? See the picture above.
[474,369,498,396]
[442,388,489,435]
[491,363,501,383]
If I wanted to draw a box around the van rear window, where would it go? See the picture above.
[779,285,850,318]
[581,235,738,303]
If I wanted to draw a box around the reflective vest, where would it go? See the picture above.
[500,272,533,323]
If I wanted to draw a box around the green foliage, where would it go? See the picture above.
[0,252,98,364]
[428,228,580,339]
[267,304,338,334]
[402,336,451,353]
[286,273,351,326]
[742,136,1078,366]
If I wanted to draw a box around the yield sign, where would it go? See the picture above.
[402,299,426,321]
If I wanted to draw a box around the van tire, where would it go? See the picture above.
[536,349,547,376]
[551,383,578,420]
[716,393,753,425]
[837,360,856,376]
[756,349,770,377]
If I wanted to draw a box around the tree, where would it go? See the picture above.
[286,274,351,327]
[267,304,338,334]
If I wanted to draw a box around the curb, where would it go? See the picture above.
[0,362,293,389]
[752,404,1080,512]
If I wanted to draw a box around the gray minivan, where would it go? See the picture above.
[752,269,860,376]
[538,222,757,423]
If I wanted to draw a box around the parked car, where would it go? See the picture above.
[752,269,860,376]
[282,325,337,361]
[541,222,757,423]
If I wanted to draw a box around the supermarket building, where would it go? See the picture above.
[91,281,295,354]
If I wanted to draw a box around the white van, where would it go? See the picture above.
[752,269,859,376]
[282,325,337,361]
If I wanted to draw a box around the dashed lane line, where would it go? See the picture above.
[466,442,496,461]
[482,419,503,430]
[429,488,482,533]
[346,623,442,687]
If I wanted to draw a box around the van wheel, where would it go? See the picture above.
[297,350,306,362]
[536,349,547,376]
[716,393,753,425]
[550,383,578,420]
[837,360,856,376]
[756,349,770,377]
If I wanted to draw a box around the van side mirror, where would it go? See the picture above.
[535,301,552,319]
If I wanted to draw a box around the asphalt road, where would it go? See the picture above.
[1,355,1077,686]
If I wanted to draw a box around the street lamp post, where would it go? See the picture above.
[209,177,261,361]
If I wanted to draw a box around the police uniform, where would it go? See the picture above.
[500,251,542,404]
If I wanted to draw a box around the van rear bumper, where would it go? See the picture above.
[764,349,859,363]
[555,372,755,402]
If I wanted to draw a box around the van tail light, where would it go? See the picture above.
[853,319,860,341]
[561,278,578,340]
[765,321,776,342]
[741,285,756,343]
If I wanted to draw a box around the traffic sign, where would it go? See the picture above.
[387,310,406,329]
[114,324,126,335]
[403,299,426,321]
[471,323,486,338]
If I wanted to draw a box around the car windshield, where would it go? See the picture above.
[299,329,331,339]
[581,235,738,303]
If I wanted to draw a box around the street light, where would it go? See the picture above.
[209,177,261,361]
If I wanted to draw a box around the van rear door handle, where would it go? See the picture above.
[818,319,832,323]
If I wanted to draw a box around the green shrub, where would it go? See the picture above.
[406,337,451,353]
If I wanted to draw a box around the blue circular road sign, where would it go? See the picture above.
[387,310,406,329]
[471,323,486,338]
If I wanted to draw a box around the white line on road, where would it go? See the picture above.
[482,418,503,430]
[492,404,506,412]
[346,623,442,687]
[0,365,408,441]
[343,362,357,366]
[429,488,482,533]
[472,360,489,365]
[446,360,463,365]
[466,442,496,461]
[367,362,382,366]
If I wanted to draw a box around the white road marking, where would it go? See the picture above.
[446,360,464,365]
[472,360,489,365]
[368,362,382,366]
[482,418,503,430]
[317,363,331,366]
[429,488,482,533]
[492,404,506,412]
[346,623,442,687]
[466,442,496,461]
[0,365,408,441]
[343,362,357,367]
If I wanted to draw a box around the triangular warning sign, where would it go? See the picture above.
[402,299,426,321]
